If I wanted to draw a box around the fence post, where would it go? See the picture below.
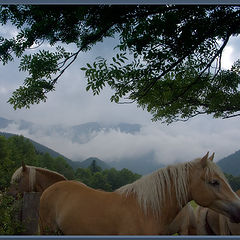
[21,192,41,235]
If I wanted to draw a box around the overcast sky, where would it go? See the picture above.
[0,23,240,165]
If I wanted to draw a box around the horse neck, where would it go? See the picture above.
[35,169,66,192]
[116,161,192,229]
[160,178,191,226]
[158,162,192,226]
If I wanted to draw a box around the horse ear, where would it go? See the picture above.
[208,152,215,162]
[22,161,27,172]
[200,152,209,168]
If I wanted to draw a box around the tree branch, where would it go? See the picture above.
[164,34,231,106]
[223,113,240,119]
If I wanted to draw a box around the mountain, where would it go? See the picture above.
[0,130,145,173]
[0,117,141,144]
[110,151,165,175]
[218,150,240,176]
[0,117,13,128]
[0,117,161,175]
[75,154,164,175]
[79,157,111,170]
[0,131,79,170]
[0,131,164,175]
[4,115,240,176]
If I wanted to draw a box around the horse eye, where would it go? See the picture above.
[208,180,220,187]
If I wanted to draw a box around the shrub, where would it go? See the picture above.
[0,193,25,235]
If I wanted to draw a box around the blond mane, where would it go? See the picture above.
[11,165,66,191]
[11,167,23,184]
[116,157,226,217]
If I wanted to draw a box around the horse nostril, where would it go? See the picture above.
[229,205,240,223]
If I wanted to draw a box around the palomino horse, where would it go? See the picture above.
[8,162,67,197]
[196,189,240,235]
[168,202,197,235]
[39,152,240,235]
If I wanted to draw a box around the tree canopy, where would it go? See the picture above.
[1,5,240,123]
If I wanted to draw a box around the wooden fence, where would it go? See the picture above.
[20,192,41,235]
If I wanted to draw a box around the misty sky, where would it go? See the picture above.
[0,22,240,165]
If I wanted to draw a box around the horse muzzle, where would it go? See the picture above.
[228,202,240,223]
[210,200,240,223]
[229,209,240,223]
[7,188,22,199]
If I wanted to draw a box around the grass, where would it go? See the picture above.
[190,200,198,209]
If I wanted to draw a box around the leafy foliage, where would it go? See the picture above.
[0,194,24,235]
[1,6,240,122]
[0,136,14,191]
[75,160,141,191]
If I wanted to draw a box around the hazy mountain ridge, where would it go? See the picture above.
[0,117,141,144]
[0,117,161,174]
[109,151,165,175]
[217,150,240,176]
[0,117,14,128]
[0,131,164,175]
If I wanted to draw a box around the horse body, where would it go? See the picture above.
[224,218,240,235]
[40,179,187,235]
[169,203,197,235]
[40,180,162,235]
[8,162,67,197]
[196,205,220,235]
[39,153,240,235]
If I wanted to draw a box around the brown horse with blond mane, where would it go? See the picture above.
[8,162,67,198]
[39,152,240,235]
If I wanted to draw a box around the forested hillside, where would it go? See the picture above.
[0,134,75,191]
[0,132,78,169]
[0,134,141,192]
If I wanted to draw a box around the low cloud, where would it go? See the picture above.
[1,115,240,166]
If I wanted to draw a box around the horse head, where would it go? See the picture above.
[8,162,67,199]
[8,161,32,198]
[190,152,240,223]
